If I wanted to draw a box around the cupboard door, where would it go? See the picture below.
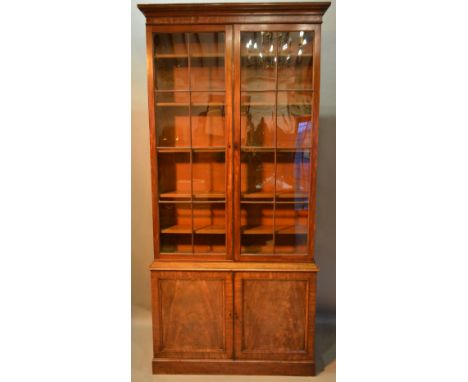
[150,25,233,260]
[152,271,233,359]
[234,24,319,261]
[234,272,316,361]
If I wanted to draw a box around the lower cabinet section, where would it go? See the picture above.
[234,272,316,361]
[151,271,233,359]
[150,268,317,375]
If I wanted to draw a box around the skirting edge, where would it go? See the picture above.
[152,358,316,376]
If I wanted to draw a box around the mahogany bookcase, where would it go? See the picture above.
[138,2,330,376]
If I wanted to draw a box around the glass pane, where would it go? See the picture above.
[278,31,313,90]
[192,152,225,199]
[193,203,226,253]
[241,32,277,90]
[276,151,310,200]
[274,203,308,254]
[159,203,192,253]
[160,234,192,254]
[241,203,274,253]
[154,33,189,90]
[241,92,275,147]
[241,151,275,200]
[158,152,191,200]
[191,92,225,147]
[155,92,190,147]
[190,32,225,90]
[277,91,313,148]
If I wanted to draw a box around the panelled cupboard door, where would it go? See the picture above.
[149,24,233,261]
[233,24,320,262]
[234,272,316,360]
[151,271,233,359]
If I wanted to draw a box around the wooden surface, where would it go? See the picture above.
[138,2,330,25]
[148,21,321,260]
[234,272,316,361]
[138,1,330,375]
[150,261,319,272]
[152,358,315,376]
[151,271,233,359]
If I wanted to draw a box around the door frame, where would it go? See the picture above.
[147,24,234,261]
[151,270,234,359]
[233,271,316,360]
[232,24,321,262]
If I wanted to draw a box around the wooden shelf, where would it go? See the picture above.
[241,225,273,235]
[159,192,225,200]
[241,89,314,92]
[241,102,311,107]
[240,146,275,151]
[160,225,192,234]
[157,147,225,153]
[195,225,225,234]
[193,192,225,199]
[241,192,308,200]
[276,192,309,199]
[277,147,312,152]
[241,192,274,199]
[241,53,313,58]
[192,147,225,152]
[276,225,308,235]
[156,102,224,107]
[241,147,311,152]
[155,53,224,58]
[156,102,189,107]
[157,147,190,153]
[160,225,226,234]
[192,102,225,107]
[241,225,308,235]
[159,192,191,199]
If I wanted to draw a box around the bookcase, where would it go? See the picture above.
[138,2,330,376]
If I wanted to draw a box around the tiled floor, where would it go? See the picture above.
[132,305,336,382]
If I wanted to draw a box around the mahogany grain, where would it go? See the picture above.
[138,2,330,375]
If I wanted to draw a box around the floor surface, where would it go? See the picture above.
[132,305,336,382]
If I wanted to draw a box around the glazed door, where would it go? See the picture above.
[152,271,233,359]
[233,272,316,360]
[233,24,320,261]
[148,25,233,260]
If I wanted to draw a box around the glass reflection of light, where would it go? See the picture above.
[295,121,311,204]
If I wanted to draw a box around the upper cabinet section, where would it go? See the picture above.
[139,3,331,262]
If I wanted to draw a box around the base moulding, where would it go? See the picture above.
[153,358,316,376]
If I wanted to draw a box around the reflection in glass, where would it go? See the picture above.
[191,92,225,147]
[241,151,275,200]
[277,92,313,148]
[155,92,190,147]
[241,92,275,147]
[241,32,277,90]
[190,32,225,90]
[276,151,310,199]
[278,31,313,90]
[241,203,274,254]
